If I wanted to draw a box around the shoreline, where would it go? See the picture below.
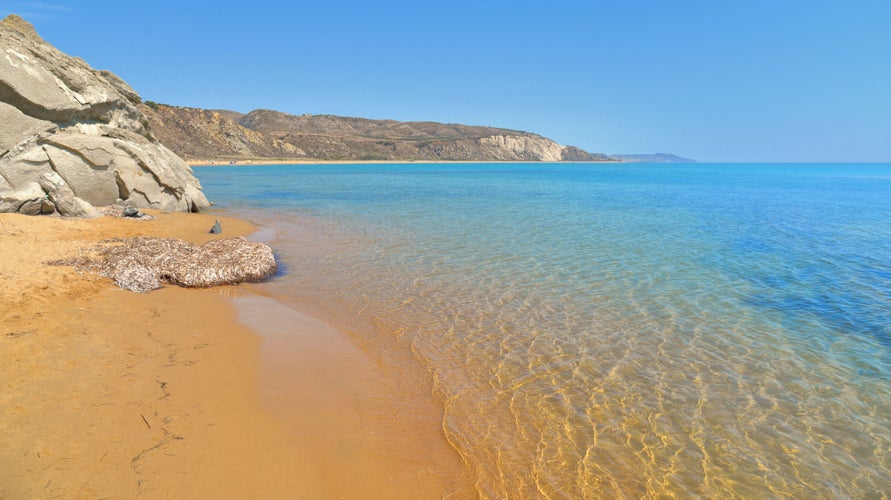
[188,158,621,166]
[0,210,473,497]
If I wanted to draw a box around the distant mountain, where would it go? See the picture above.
[140,104,614,163]
[611,153,695,163]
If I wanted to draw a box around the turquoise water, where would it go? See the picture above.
[196,163,891,497]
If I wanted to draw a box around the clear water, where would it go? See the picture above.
[196,163,891,497]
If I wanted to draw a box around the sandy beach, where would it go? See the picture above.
[0,211,473,498]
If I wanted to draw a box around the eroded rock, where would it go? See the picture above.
[38,171,100,218]
[0,181,48,215]
[0,15,210,216]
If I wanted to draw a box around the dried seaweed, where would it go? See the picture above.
[52,237,277,292]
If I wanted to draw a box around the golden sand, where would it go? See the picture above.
[0,211,473,498]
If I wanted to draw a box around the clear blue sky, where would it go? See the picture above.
[4,1,890,162]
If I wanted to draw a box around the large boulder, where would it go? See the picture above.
[0,15,210,215]
[0,181,52,215]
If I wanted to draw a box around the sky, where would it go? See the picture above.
[3,1,890,162]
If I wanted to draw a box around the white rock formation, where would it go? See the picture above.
[0,15,210,216]
[478,134,565,162]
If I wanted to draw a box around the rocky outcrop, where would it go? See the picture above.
[0,181,52,215]
[38,171,101,218]
[0,15,210,216]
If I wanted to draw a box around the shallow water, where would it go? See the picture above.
[198,163,891,497]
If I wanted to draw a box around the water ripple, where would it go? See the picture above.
[198,163,891,497]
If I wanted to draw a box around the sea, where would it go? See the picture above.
[195,162,891,498]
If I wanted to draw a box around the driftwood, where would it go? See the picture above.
[54,236,277,292]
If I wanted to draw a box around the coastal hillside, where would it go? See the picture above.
[140,104,613,163]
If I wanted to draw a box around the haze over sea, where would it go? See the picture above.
[196,162,891,497]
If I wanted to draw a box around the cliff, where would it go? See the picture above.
[141,105,613,163]
[0,15,210,216]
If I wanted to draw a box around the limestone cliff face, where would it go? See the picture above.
[478,135,565,162]
[0,15,209,216]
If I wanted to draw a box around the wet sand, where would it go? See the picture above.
[0,211,473,498]
[236,295,473,498]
